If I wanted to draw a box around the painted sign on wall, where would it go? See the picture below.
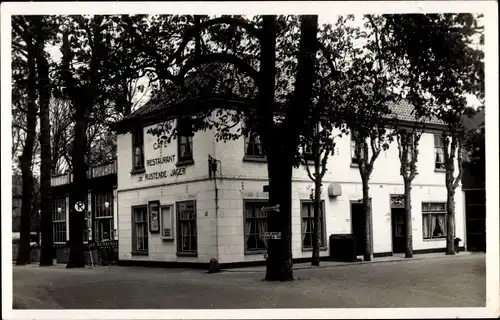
[137,153,187,182]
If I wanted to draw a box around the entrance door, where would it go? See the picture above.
[465,190,486,252]
[351,202,365,257]
[391,208,406,253]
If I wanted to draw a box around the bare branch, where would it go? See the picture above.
[179,52,259,82]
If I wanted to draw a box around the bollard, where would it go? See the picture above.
[454,237,462,253]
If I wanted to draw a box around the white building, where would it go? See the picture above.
[114,99,465,267]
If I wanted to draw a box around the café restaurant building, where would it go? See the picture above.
[113,85,466,267]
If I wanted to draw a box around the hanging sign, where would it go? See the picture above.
[75,201,85,212]
[261,204,281,212]
[261,232,281,240]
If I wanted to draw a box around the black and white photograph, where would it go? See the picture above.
[1,1,498,319]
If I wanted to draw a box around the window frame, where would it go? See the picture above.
[52,198,67,244]
[243,200,269,255]
[131,129,145,173]
[177,118,194,164]
[243,131,266,160]
[422,202,447,240]
[350,132,365,166]
[131,205,149,255]
[93,191,114,242]
[300,200,327,251]
[176,200,197,256]
[434,134,446,171]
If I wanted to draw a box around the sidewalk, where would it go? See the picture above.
[12,252,485,309]
[224,251,475,272]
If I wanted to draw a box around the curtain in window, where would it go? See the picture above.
[435,150,444,165]
[301,205,308,241]
[245,215,252,248]
[257,208,267,247]
[181,223,189,251]
[423,214,430,238]
[430,215,437,237]
[437,214,446,236]
[245,135,253,155]
[254,135,262,155]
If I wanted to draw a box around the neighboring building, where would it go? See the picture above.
[113,87,466,266]
[50,161,118,250]
[461,110,486,252]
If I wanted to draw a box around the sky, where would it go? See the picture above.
[45,13,483,110]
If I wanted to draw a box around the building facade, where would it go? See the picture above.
[114,105,466,266]
[50,161,118,249]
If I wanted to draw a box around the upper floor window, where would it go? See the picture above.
[177,118,194,163]
[244,132,264,158]
[303,124,319,162]
[132,129,144,171]
[434,134,445,170]
[350,132,365,164]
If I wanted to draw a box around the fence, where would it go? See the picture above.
[12,241,119,266]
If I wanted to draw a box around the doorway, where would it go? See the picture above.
[351,202,365,257]
[391,208,406,253]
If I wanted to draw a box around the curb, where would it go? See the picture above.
[222,252,478,273]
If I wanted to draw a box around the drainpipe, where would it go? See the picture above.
[209,155,223,261]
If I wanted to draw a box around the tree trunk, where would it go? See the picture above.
[403,178,413,258]
[265,148,294,281]
[311,172,321,266]
[67,112,88,268]
[361,179,372,261]
[446,188,456,255]
[16,26,37,266]
[34,17,54,267]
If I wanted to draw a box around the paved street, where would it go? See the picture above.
[13,253,485,309]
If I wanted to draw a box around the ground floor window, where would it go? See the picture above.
[301,201,326,249]
[177,201,197,255]
[52,198,66,244]
[244,201,268,252]
[95,217,113,241]
[422,202,447,239]
[132,206,148,254]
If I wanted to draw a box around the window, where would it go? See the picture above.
[177,118,194,162]
[52,198,66,244]
[161,205,174,239]
[244,202,268,252]
[434,134,445,170]
[132,206,148,254]
[422,202,447,239]
[132,129,144,171]
[301,201,326,249]
[244,132,264,157]
[177,201,197,255]
[303,125,319,161]
[93,191,114,242]
[350,132,365,164]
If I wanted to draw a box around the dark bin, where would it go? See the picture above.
[329,234,357,262]
[454,237,462,253]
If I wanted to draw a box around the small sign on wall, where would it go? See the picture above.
[161,205,174,240]
[149,200,160,233]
